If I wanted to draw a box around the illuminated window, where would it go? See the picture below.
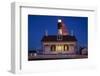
[64,45,69,51]
[56,45,64,52]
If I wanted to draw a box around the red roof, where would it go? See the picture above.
[41,35,77,42]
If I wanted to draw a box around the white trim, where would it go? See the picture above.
[11,2,21,73]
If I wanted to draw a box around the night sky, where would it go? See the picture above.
[28,15,88,50]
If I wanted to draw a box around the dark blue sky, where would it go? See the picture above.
[28,15,88,50]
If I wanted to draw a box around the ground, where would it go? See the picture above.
[28,54,88,61]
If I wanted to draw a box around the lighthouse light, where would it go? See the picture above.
[58,19,62,23]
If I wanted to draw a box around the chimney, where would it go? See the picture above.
[71,30,74,36]
[45,30,48,36]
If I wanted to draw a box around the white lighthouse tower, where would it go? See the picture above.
[57,19,69,35]
[58,19,63,35]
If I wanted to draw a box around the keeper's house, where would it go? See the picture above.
[41,19,77,54]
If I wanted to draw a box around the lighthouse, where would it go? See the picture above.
[41,19,77,55]
[58,19,69,35]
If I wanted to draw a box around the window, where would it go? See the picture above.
[64,45,69,51]
[69,44,74,51]
[51,45,56,51]
[57,35,63,40]
[56,45,64,52]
